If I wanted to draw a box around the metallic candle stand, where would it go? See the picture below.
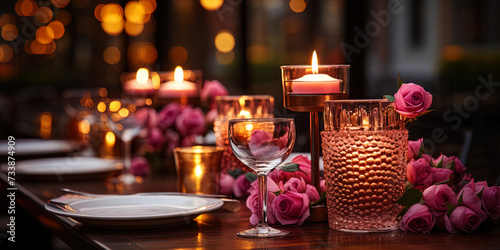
[281,63,350,191]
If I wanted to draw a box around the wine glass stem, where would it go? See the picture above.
[257,172,269,228]
[123,140,131,174]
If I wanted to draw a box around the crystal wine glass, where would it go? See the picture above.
[228,118,296,237]
[106,98,149,184]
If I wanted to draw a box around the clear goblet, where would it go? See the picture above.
[228,118,296,238]
[106,98,149,184]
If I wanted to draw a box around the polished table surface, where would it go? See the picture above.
[1,172,500,250]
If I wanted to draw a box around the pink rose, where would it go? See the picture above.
[164,129,180,155]
[146,127,165,152]
[281,155,312,184]
[431,168,452,184]
[482,186,500,220]
[233,174,252,198]
[319,179,326,194]
[181,134,198,147]
[393,83,432,118]
[205,108,218,125]
[135,108,158,129]
[175,107,206,136]
[459,179,486,208]
[399,204,435,233]
[407,158,433,190]
[200,80,228,109]
[453,157,466,175]
[408,138,424,161]
[445,203,487,233]
[158,103,183,130]
[272,192,310,225]
[422,184,457,214]
[219,173,235,196]
[130,156,150,177]
[305,184,320,203]
[283,177,307,193]
[268,168,284,184]
[246,189,277,225]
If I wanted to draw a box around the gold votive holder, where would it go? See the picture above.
[174,146,224,195]
[321,99,408,232]
[214,95,274,173]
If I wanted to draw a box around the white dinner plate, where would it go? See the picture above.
[0,139,79,156]
[1,157,122,181]
[45,195,224,228]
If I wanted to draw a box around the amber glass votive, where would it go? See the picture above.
[321,99,408,232]
[174,146,224,194]
[214,95,274,173]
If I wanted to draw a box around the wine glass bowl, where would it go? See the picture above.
[105,98,150,184]
[228,118,296,237]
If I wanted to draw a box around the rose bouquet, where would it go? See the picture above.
[397,138,500,233]
[129,80,228,176]
[219,155,327,225]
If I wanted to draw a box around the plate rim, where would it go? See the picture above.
[0,138,80,156]
[1,157,122,176]
[44,195,224,221]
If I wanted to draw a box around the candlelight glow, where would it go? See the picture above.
[105,131,116,146]
[39,111,52,139]
[200,0,224,11]
[312,50,318,74]
[194,165,203,177]
[151,72,160,89]
[214,31,235,53]
[174,66,184,82]
[109,101,121,112]
[79,119,90,134]
[97,101,106,112]
[136,68,149,85]
[118,108,129,117]
[245,124,253,131]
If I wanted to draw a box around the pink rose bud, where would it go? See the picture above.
[408,138,424,161]
[158,102,183,130]
[272,191,310,225]
[305,184,320,203]
[399,204,435,233]
[407,158,433,190]
[283,177,307,193]
[430,168,452,184]
[233,174,252,198]
[281,155,312,184]
[459,179,486,208]
[200,80,228,109]
[175,107,206,137]
[393,83,433,118]
[319,179,326,194]
[205,108,218,125]
[246,189,277,225]
[268,168,284,184]
[130,156,150,177]
[135,108,158,129]
[219,173,235,196]
[481,186,500,220]
[445,203,487,233]
[422,184,457,214]
[146,127,165,152]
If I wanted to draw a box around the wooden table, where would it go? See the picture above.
[1,172,500,250]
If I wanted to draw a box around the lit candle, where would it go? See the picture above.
[292,51,342,94]
[123,68,155,95]
[158,66,197,98]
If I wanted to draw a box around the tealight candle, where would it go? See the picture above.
[292,51,342,94]
[158,66,197,98]
[123,68,155,95]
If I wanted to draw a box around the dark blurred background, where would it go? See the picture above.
[0,0,499,184]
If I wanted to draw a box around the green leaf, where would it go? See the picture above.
[397,206,409,218]
[227,168,244,178]
[395,188,423,206]
[310,191,327,206]
[245,172,257,183]
[446,202,456,215]
[477,186,485,199]
[458,191,464,206]
[398,73,405,88]
[279,163,307,175]
[273,190,282,196]
[383,95,395,102]
[434,179,451,185]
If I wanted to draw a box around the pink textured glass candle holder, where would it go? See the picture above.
[214,95,274,173]
[321,99,408,232]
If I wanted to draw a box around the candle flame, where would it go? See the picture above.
[194,165,203,177]
[174,66,184,82]
[105,131,116,146]
[312,50,318,74]
[136,68,149,85]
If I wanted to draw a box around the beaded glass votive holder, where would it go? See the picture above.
[321,99,408,232]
